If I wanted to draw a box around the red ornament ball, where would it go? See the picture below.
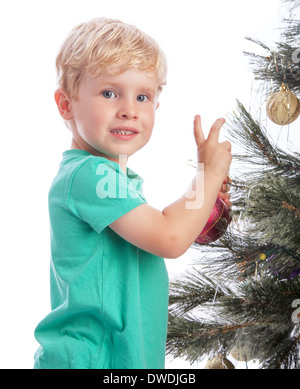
[195,197,231,245]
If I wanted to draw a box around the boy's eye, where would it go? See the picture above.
[136,94,149,102]
[102,90,116,99]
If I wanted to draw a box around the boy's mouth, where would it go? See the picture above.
[110,127,139,136]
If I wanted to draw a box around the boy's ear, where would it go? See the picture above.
[54,89,73,120]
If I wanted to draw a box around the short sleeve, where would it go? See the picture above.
[67,158,146,234]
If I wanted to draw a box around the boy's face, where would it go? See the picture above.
[67,68,160,163]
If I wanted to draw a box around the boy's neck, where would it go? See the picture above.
[70,138,128,173]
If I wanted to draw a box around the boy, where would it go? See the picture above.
[34,18,231,369]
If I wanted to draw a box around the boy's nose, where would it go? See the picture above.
[117,100,138,120]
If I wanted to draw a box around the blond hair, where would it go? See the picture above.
[56,18,167,99]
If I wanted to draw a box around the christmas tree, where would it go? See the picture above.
[166,0,300,369]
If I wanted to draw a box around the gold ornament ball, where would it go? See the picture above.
[259,253,267,261]
[266,84,300,125]
[204,355,235,369]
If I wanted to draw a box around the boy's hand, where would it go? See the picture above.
[193,114,232,187]
[218,176,232,207]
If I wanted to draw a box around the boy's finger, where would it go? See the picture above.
[193,115,205,146]
[207,118,226,143]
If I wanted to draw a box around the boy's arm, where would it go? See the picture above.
[109,115,232,259]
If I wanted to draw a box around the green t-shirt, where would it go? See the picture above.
[34,150,169,369]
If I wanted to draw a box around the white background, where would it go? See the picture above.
[1,0,298,369]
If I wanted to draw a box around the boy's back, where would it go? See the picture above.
[34,150,169,369]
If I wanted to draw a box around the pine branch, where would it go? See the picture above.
[228,171,300,255]
[169,271,230,316]
[243,40,300,96]
[260,333,300,369]
[167,272,300,367]
[192,232,262,280]
[281,0,300,10]
[193,227,300,281]
[243,0,300,97]
[221,276,300,327]
[166,313,261,364]
[226,101,300,178]
[282,201,300,218]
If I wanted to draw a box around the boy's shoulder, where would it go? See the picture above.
[49,149,146,234]
[59,150,143,184]
[54,149,144,202]
[50,149,118,199]
[57,149,122,183]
